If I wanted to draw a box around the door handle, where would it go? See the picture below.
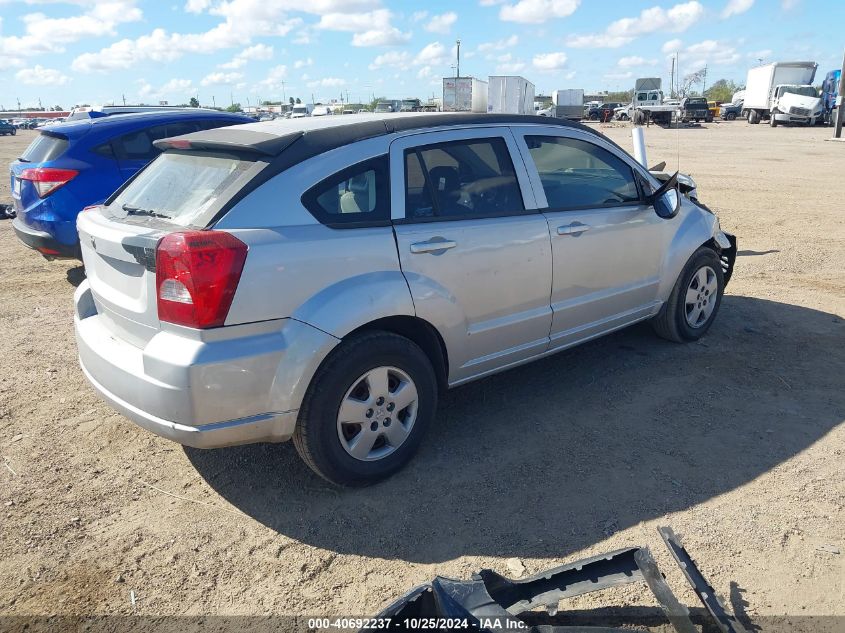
[410,239,457,254]
[557,223,591,236]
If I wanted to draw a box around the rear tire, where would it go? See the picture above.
[770,112,778,127]
[726,112,737,121]
[293,331,438,486]
[651,247,725,343]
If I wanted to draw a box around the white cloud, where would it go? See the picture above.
[604,71,634,80]
[15,65,69,86]
[317,9,410,46]
[258,64,288,88]
[351,27,410,46]
[414,41,452,67]
[720,0,754,18]
[499,0,579,24]
[567,1,704,49]
[368,50,410,70]
[662,38,684,53]
[495,54,526,74]
[781,0,799,9]
[184,0,211,13]
[200,71,244,86]
[682,39,741,69]
[161,78,194,93]
[411,10,428,21]
[478,35,518,53]
[220,43,274,69]
[618,55,657,68]
[425,11,457,34]
[532,51,567,71]
[0,1,142,60]
[307,77,345,88]
[294,57,314,69]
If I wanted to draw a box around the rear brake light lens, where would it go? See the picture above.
[155,231,248,329]
[19,167,78,198]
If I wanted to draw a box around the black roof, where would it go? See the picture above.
[154,113,617,160]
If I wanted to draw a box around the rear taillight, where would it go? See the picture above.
[155,231,248,329]
[18,167,78,198]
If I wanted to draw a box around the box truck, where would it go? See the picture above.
[742,61,822,126]
[551,89,584,119]
[487,76,535,115]
[442,77,488,113]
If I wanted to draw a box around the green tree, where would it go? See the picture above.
[52,105,63,111]
[604,90,633,103]
[704,79,741,103]
[295,97,301,104]
[289,97,295,106]
[369,96,387,110]
[189,97,199,108]
[225,103,243,112]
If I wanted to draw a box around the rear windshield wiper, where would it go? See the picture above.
[121,204,169,219]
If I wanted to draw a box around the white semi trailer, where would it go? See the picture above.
[443,77,488,113]
[742,62,822,126]
[487,76,535,114]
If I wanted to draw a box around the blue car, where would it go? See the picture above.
[10,110,252,259]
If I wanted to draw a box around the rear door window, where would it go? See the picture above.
[525,136,640,209]
[20,133,68,163]
[301,156,389,227]
[403,137,525,220]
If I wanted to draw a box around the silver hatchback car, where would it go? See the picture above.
[74,113,736,485]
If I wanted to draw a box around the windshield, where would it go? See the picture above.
[109,152,253,227]
[778,85,817,98]
[375,103,393,112]
[292,106,306,113]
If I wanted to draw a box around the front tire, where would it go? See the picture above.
[652,247,725,343]
[293,331,438,486]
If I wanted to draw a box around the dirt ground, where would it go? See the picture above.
[0,121,842,630]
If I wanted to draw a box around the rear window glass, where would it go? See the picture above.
[108,152,253,227]
[20,133,68,162]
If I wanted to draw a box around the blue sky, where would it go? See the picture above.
[1,0,842,109]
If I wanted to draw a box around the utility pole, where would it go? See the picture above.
[702,65,707,95]
[670,55,675,98]
[834,47,845,139]
[281,80,286,105]
[122,94,126,106]
[212,95,216,108]
[17,98,21,116]
[456,39,461,78]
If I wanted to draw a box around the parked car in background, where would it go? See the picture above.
[10,110,252,259]
[586,102,622,121]
[311,105,334,117]
[67,104,219,121]
[0,119,17,136]
[719,99,744,120]
[679,97,713,123]
[707,101,722,119]
[74,113,736,485]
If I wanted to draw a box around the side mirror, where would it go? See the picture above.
[647,171,681,219]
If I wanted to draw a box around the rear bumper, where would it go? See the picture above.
[12,216,80,259]
[79,360,298,448]
[73,280,339,448]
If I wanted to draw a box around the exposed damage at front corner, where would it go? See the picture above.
[363,527,751,633]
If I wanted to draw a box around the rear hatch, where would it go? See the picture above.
[10,131,71,216]
[78,150,262,346]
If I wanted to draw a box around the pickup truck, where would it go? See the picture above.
[679,97,713,123]
[719,100,743,120]
[0,119,17,136]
